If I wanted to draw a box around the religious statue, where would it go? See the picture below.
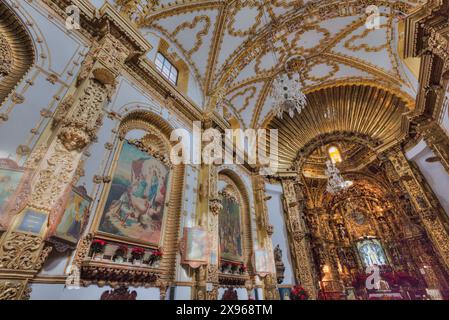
[274,245,285,284]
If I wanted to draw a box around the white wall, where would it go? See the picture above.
[406,140,449,216]
[265,183,295,285]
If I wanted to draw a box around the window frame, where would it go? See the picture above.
[155,52,178,86]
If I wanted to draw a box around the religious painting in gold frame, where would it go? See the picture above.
[218,184,244,263]
[0,166,24,230]
[94,140,171,248]
[53,186,92,245]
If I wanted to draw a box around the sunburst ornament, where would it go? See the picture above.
[271,72,307,119]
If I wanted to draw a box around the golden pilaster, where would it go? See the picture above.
[280,178,318,299]
[0,13,137,299]
[386,147,449,272]
[252,174,279,300]
[417,121,449,174]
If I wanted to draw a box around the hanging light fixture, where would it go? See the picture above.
[271,66,307,119]
[325,160,352,194]
[260,3,308,119]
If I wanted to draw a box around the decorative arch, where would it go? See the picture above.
[217,169,254,276]
[268,84,411,173]
[89,110,185,284]
[0,1,34,105]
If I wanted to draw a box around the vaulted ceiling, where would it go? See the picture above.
[268,84,410,173]
[130,0,423,130]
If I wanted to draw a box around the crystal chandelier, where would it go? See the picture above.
[263,0,308,120]
[325,160,353,194]
[271,72,307,119]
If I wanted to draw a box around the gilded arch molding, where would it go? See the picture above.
[218,169,254,276]
[267,84,411,173]
[0,1,35,106]
[88,110,185,284]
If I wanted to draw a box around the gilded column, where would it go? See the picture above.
[0,33,130,300]
[417,120,449,174]
[281,178,318,299]
[206,163,221,300]
[252,174,278,300]
[386,147,449,271]
[193,120,221,300]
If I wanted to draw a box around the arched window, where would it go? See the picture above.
[328,146,342,164]
[155,52,178,85]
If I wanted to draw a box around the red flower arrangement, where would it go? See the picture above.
[114,245,128,258]
[290,285,309,300]
[221,261,230,272]
[131,247,145,260]
[230,262,240,271]
[239,264,247,274]
[149,249,163,265]
[91,239,107,254]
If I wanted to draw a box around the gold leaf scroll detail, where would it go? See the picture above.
[0,232,43,270]
[171,15,211,56]
[0,33,12,76]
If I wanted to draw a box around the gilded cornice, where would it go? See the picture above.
[404,0,449,126]
[43,0,213,126]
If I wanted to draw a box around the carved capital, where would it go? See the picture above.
[209,198,223,215]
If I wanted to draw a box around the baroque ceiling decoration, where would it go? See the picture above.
[0,2,35,105]
[267,84,410,173]
[125,0,423,129]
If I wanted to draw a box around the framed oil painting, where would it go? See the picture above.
[0,167,24,229]
[219,194,243,262]
[54,187,92,244]
[181,227,210,268]
[98,141,170,247]
[356,238,388,268]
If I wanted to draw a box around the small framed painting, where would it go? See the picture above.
[0,167,24,229]
[254,249,272,276]
[15,208,48,235]
[181,227,210,268]
[54,186,92,245]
